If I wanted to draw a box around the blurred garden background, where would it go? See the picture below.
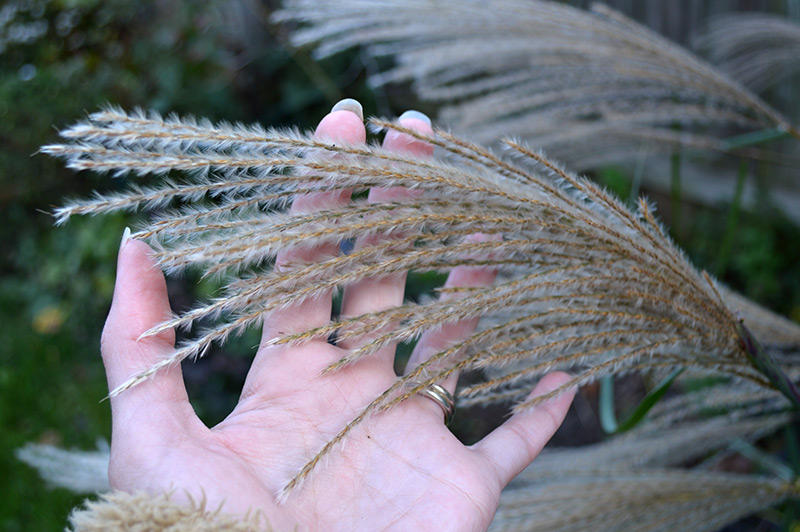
[1,0,800,530]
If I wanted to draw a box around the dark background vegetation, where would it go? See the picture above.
[1,0,798,530]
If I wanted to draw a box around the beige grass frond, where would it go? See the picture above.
[699,13,800,94]
[277,0,799,170]
[47,109,797,497]
[538,413,790,472]
[501,402,797,531]
[16,441,111,494]
[491,467,797,532]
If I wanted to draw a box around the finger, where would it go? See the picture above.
[472,372,575,489]
[405,233,500,393]
[260,99,366,344]
[338,111,434,365]
[241,101,366,399]
[100,230,196,435]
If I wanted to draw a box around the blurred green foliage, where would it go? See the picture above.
[2,1,799,530]
[0,0,372,528]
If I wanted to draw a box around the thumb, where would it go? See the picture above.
[101,229,191,428]
[471,372,575,490]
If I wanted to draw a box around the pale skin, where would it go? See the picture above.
[101,102,575,531]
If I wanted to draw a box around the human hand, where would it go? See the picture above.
[100,101,575,531]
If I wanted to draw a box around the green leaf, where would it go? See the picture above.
[723,128,792,150]
[600,369,685,435]
[715,159,748,277]
[599,375,619,434]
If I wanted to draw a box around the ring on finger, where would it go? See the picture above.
[419,383,455,425]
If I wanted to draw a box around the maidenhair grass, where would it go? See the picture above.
[276,0,800,170]
[25,4,800,529]
[699,13,800,95]
[43,107,800,502]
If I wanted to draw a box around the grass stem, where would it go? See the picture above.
[670,150,682,239]
[715,159,748,277]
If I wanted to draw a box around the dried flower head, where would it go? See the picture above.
[44,107,800,496]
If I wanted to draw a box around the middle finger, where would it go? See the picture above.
[337,111,435,371]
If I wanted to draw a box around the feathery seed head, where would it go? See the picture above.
[46,108,800,497]
[276,0,800,169]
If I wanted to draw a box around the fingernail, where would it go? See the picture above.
[120,227,131,250]
[331,98,363,120]
[398,110,431,125]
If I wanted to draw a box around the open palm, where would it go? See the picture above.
[100,103,574,531]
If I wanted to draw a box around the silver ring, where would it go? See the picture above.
[420,383,455,425]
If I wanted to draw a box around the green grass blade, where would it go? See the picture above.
[670,150,683,239]
[723,128,792,150]
[729,440,795,481]
[600,369,684,435]
[599,375,619,434]
[617,369,684,433]
[715,159,748,276]
[737,321,800,410]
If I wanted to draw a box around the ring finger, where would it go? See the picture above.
[405,234,500,416]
